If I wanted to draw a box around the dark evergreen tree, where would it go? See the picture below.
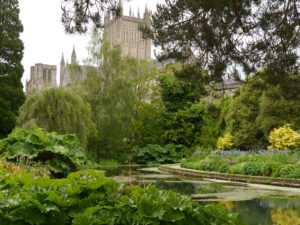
[0,0,25,138]
[61,0,122,34]
[141,0,299,84]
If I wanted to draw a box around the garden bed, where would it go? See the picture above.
[160,164,300,188]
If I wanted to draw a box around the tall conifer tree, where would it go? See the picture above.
[0,0,25,138]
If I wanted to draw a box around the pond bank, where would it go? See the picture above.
[159,164,300,188]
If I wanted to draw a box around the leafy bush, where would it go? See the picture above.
[268,124,300,151]
[132,143,191,164]
[289,168,300,179]
[0,169,242,225]
[181,161,202,170]
[0,127,89,177]
[181,150,300,179]
[278,164,296,178]
[217,133,234,150]
[241,162,262,176]
[229,163,247,174]
[162,104,209,147]
[219,163,230,173]
[261,162,282,176]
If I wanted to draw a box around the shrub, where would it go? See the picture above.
[278,164,296,178]
[289,168,300,179]
[0,127,89,177]
[229,163,247,174]
[261,162,282,176]
[197,161,216,171]
[0,169,241,224]
[268,124,300,151]
[241,162,262,176]
[217,133,234,150]
[219,163,230,173]
[181,161,202,170]
[132,144,191,164]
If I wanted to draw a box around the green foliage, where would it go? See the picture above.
[163,103,209,147]
[217,133,234,150]
[0,127,89,176]
[219,163,230,173]
[226,73,300,150]
[143,0,299,82]
[79,31,160,160]
[229,163,247,175]
[159,66,198,112]
[278,165,298,178]
[225,76,266,149]
[130,102,165,147]
[132,144,191,164]
[182,151,300,179]
[17,88,96,148]
[0,0,25,138]
[268,124,300,151]
[261,162,282,177]
[241,162,262,176]
[0,169,242,224]
[256,86,300,137]
[182,155,222,172]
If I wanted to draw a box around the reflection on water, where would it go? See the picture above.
[97,166,300,225]
[222,199,300,225]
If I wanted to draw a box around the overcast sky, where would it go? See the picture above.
[19,0,164,87]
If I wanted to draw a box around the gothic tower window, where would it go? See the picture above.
[48,71,51,82]
[43,70,46,82]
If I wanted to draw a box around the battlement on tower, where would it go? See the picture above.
[104,1,151,60]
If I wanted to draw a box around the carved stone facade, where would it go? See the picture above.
[104,1,151,59]
[26,64,57,96]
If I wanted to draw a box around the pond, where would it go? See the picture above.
[97,165,300,225]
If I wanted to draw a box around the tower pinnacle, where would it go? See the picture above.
[118,0,123,16]
[71,46,76,64]
[60,53,65,66]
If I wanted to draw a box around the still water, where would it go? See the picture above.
[97,165,300,225]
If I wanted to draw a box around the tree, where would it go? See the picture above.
[225,75,267,149]
[256,85,300,137]
[16,88,96,149]
[225,72,300,149]
[141,0,299,83]
[61,0,121,34]
[80,31,137,158]
[0,0,25,138]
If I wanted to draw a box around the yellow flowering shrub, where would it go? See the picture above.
[268,125,300,151]
[0,157,21,174]
[217,133,234,150]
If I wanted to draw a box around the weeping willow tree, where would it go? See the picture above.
[16,88,96,149]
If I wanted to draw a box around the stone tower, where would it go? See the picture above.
[104,1,151,59]
[26,64,57,96]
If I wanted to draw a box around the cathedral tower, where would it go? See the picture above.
[26,63,57,96]
[104,1,151,59]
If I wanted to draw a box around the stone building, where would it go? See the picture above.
[104,1,151,59]
[216,77,243,95]
[26,64,57,96]
[27,1,152,91]
[60,46,87,87]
